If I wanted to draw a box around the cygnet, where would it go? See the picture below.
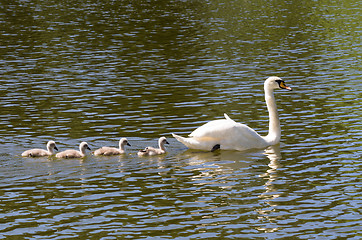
[55,142,91,159]
[137,137,169,156]
[94,138,131,156]
[21,141,58,157]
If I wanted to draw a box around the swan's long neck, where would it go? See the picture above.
[263,87,281,145]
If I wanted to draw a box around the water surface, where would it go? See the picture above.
[0,0,361,239]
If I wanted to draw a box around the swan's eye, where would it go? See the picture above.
[275,80,285,88]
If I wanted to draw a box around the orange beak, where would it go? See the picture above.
[280,81,292,91]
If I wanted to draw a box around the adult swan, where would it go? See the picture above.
[172,76,292,151]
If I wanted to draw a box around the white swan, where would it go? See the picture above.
[21,141,58,157]
[172,76,292,151]
[137,137,169,156]
[94,138,131,156]
[55,142,91,158]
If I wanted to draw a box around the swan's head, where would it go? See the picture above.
[159,137,169,146]
[265,76,292,91]
[120,138,131,147]
[47,141,58,151]
[80,142,91,151]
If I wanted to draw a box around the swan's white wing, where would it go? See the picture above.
[189,118,267,151]
[190,119,235,138]
[223,113,233,121]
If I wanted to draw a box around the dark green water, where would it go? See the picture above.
[0,0,361,239]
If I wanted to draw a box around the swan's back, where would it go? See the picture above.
[189,118,268,151]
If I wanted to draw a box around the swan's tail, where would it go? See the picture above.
[172,133,196,149]
[172,133,187,144]
[173,133,219,151]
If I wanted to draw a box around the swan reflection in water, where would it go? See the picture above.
[176,144,283,233]
[176,145,281,179]
[256,145,283,233]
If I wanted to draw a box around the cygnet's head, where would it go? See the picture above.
[264,76,292,91]
[80,142,91,151]
[120,138,131,147]
[159,137,169,146]
[47,141,58,151]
